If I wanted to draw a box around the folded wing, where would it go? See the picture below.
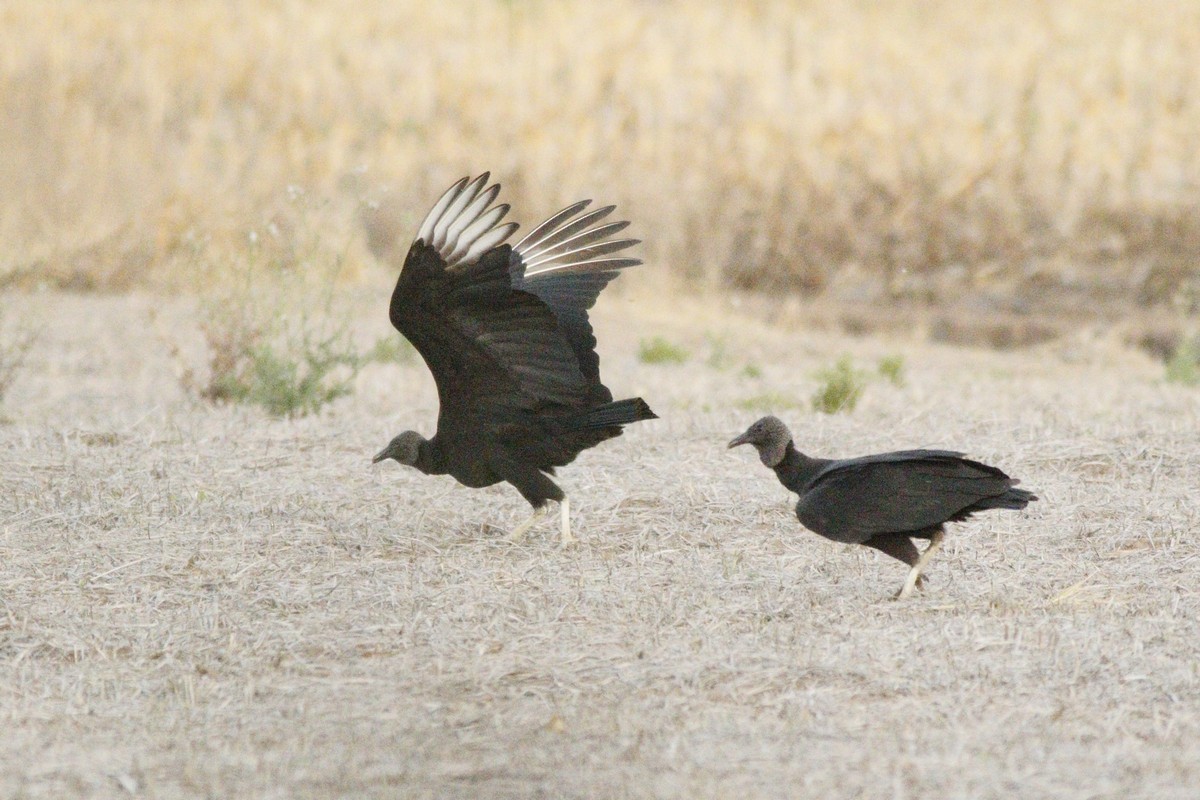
[797,451,1018,542]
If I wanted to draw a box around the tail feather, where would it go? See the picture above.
[569,398,657,430]
[976,486,1038,511]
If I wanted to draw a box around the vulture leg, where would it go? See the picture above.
[505,464,567,544]
[508,505,550,542]
[508,499,575,546]
[559,497,575,546]
[896,527,946,600]
[863,533,924,594]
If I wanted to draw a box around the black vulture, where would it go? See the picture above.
[728,416,1037,598]
[373,174,657,544]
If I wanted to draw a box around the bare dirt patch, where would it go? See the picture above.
[2,292,1198,798]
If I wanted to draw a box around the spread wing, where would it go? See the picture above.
[388,175,591,414]
[797,451,1014,542]
[508,201,641,391]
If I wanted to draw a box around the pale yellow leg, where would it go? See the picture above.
[508,499,573,545]
[896,529,946,600]
[508,505,550,543]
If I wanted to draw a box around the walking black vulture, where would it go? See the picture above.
[373,174,657,544]
[728,416,1037,598]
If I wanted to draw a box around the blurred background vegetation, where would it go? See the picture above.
[2,0,1198,351]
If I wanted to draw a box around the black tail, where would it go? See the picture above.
[569,398,657,430]
[976,485,1038,511]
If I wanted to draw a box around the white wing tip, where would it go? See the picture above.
[516,202,641,277]
[415,173,515,264]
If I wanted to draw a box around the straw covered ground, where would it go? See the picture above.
[2,290,1199,798]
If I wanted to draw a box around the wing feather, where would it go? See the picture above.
[513,200,591,251]
[462,222,519,264]
[524,233,639,270]
[416,176,469,245]
[443,184,501,258]
[390,230,587,415]
[432,174,489,250]
[798,454,1016,542]
[510,199,641,385]
[447,202,508,264]
[519,206,616,259]
[389,175,642,416]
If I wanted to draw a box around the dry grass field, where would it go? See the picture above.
[3,0,1200,332]
[4,1,1200,797]
[3,290,1200,798]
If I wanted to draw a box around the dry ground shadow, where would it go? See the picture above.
[2,292,1199,799]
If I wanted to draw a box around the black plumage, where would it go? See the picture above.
[373,174,656,543]
[728,416,1037,598]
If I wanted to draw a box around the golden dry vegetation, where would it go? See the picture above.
[3,0,1200,339]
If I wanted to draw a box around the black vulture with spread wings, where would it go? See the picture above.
[373,174,656,543]
[729,416,1037,598]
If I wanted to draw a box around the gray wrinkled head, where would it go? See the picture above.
[727,415,792,467]
[372,430,424,466]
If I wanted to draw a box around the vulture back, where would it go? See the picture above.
[797,450,1030,544]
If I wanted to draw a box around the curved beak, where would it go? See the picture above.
[371,447,389,464]
[727,431,753,449]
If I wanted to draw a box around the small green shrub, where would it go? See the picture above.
[177,218,369,417]
[877,354,906,386]
[811,356,869,414]
[184,301,365,418]
[700,332,765,378]
[741,362,763,379]
[206,329,363,418]
[1165,337,1200,386]
[638,336,689,365]
[368,335,415,364]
